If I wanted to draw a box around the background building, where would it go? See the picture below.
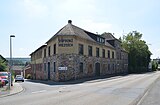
[30,20,128,81]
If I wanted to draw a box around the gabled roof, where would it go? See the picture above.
[30,45,47,56]
[46,20,95,43]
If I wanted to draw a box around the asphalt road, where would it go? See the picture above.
[138,76,160,105]
[0,72,160,105]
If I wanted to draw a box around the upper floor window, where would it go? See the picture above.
[112,51,114,59]
[88,46,92,56]
[108,50,110,58]
[48,46,51,56]
[79,44,84,55]
[97,37,99,42]
[44,49,46,57]
[53,44,56,54]
[96,48,99,57]
[102,49,105,58]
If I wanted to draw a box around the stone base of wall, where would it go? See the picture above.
[31,54,128,81]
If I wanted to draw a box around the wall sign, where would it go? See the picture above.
[58,67,68,70]
[58,38,73,47]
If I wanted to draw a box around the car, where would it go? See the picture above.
[15,75,24,82]
[0,72,8,85]
[0,77,5,87]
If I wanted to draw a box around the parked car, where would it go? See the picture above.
[0,72,8,85]
[0,77,5,87]
[15,75,24,82]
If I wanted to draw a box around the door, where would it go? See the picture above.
[95,62,100,76]
[48,62,50,80]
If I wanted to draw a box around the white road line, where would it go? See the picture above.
[32,90,47,94]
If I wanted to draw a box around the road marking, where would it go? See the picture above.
[32,90,47,94]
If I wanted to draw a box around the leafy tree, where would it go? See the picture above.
[0,58,7,71]
[121,31,152,73]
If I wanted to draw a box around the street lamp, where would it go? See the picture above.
[9,35,15,90]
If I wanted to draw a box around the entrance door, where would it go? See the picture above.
[48,62,50,80]
[95,62,100,76]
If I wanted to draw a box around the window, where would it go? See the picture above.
[54,44,56,54]
[97,37,99,42]
[88,46,92,56]
[100,38,102,42]
[96,48,99,57]
[112,64,114,70]
[108,64,110,71]
[102,39,104,43]
[44,49,46,57]
[44,63,46,71]
[112,51,114,59]
[79,62,83,73]
[102,49,105,58]
[48,46,50,56]
[108,50,110,58]
[53,62,56,72]
[79,44,84,55]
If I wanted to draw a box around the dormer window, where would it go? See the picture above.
[97,37,99,42]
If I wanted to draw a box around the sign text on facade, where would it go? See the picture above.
[58,38,73,47]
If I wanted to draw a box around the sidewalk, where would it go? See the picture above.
[0,83,23,98]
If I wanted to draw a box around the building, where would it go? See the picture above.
[23,64,32,79]
[30,20,128,81]
[12,66,23,76]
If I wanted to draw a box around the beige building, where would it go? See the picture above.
[30,20,128,81]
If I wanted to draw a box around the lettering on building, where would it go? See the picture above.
[58,38,73,47]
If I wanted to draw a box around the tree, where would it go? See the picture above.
[0,58,7,71]
[121,31,152,73]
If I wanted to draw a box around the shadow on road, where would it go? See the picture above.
[26,71,157,86]
[26,73,128,86]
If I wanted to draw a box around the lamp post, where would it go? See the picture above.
[9,35,15,90]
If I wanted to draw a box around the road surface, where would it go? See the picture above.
[0,71,160,105]
[138,76,160,105]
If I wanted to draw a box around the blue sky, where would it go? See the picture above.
[0,0,159,59]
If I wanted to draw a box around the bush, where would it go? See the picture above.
[26,74,31,79]
[152,61,158,71]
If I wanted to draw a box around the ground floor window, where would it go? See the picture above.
[79,62,83,73]
[108,64,110,71]
[53,62,56,72]
[112,64,115,71]
[44,63,46,71]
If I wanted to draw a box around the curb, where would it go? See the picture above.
[0,83,24,98]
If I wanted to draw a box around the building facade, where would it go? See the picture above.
[30,20,128,81]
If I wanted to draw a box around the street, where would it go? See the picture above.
[138,75,160,105]
[0,71,160,105]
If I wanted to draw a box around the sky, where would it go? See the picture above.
[0,0,160,59]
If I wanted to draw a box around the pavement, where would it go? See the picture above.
[0,82,24,98]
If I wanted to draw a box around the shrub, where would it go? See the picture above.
[152,61,158,71]
[26,74,31,79]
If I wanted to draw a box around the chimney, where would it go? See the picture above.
[68,20,72,24]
